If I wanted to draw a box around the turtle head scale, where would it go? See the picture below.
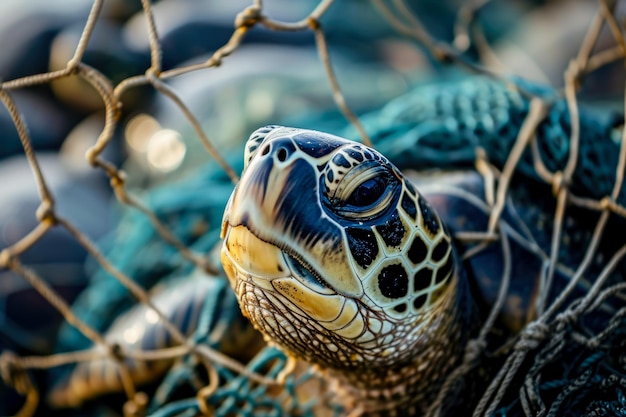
[221,126,468,414]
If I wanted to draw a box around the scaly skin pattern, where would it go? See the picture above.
[322,291,466,416]
[221,126,472,415]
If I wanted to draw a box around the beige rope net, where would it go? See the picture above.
[0,1,625,416]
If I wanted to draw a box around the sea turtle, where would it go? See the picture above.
[41,78,626,417]
[220,125,625,416]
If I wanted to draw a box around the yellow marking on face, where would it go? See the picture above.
[221,249,238,288]
[334,314,365,339]
[224,225,288,278]
[367,318,382,334]
[322,299,359,331]
[309,239,363,297]
[272,278,345,322]
[251,276,274,291]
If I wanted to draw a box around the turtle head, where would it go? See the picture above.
[221,126,461,371]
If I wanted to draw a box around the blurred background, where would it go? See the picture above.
[0,0,624,415]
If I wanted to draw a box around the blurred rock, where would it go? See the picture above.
[49,19,150,113]
[490,1,625,101]
[124,0,314,71]
[319,0,455,59]
[101,0,156,23]
[0,153,114,356]
[0,7,81,81]
[60,112,126,171]
[0,90,77,161]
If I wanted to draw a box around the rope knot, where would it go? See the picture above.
[551,171,569,196]
[123,392,148,417]
[517,321,549,351]
[235,5,262,29]
[464,339,487,363]
[0,351,32,395]
[36,201,57,225]
[555,310,578,328]
[109,342,125,362]
[307,17,321,30]
[0,249,11,269]
[0,351,17,385]
[600,196,615,211]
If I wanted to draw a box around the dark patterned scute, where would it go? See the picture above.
[401,192,417,220]
[413,294,427,310]
[393,303,407,313]
[346,148,364,162]
[407,236,428,265]
[413,267,433,292]
[418,195,440,235]
[378,264,409,299]
[435,257,454,284]
[375,210,405,248]
[405,181,416,196]
[293,132,343,158]
[346,227,379,269]
[431,239,449,262]
[332,153,352,168]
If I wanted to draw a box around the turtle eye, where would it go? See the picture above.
[327,164,397,220]
[346,177,386,207]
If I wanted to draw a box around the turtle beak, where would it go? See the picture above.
[221,223,290,289]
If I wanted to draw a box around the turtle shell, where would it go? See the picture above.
[410,168,626,335]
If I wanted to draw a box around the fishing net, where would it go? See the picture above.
[0,0,625,416]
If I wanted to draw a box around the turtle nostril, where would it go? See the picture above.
[261,144,271,156]
[277,147,288,162]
